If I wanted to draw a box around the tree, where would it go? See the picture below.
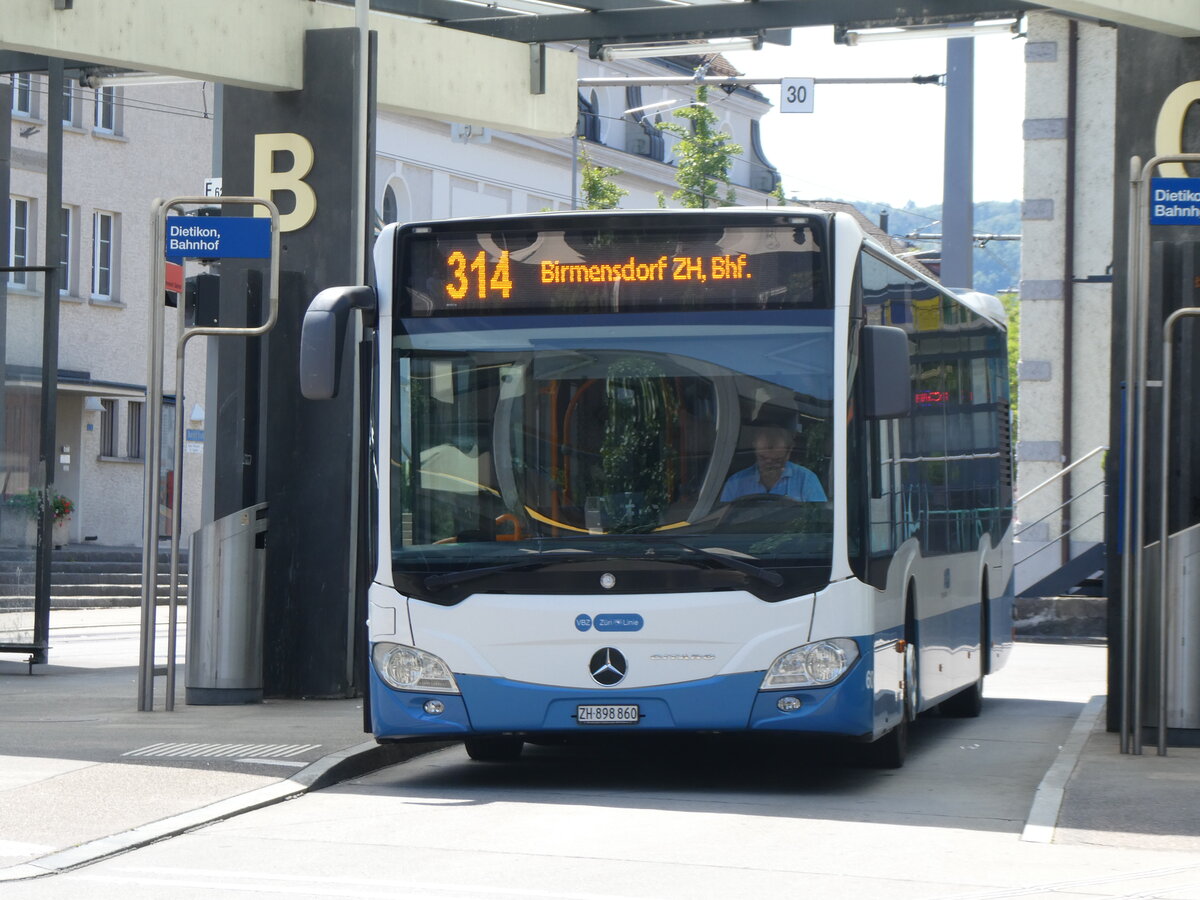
[1001,292,1020,441]
[578,149,628,210]
[657,84,743,208]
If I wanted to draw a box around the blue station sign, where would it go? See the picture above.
[1150,178,1200,225]
[165,216,272,260]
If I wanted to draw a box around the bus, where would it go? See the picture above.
[300,208,1014,768]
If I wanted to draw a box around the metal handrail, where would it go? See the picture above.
[1014,479,1105,537]
[1015,445,1107,505]
[1015,510,1105,565]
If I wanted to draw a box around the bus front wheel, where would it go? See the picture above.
[939,585,987,718]
[464,735,524,762]
[866,717,907,769]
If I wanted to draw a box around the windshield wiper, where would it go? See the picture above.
[423,542,783,591]
[423,553,577,590]
[648,540,784,587]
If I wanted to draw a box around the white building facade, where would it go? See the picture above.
[4,78,212,549]
[1014,12,1115,591]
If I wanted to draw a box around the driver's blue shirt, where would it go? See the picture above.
[720,461,827,503]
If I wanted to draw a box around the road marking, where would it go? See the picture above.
[123,742,321,761]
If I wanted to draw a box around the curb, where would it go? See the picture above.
[0,738,450,883]
[1021,693,1105,843]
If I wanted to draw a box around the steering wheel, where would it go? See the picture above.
[726,492,800,506]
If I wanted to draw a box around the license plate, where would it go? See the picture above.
[576,704,640,725]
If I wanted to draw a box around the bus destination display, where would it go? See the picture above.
[400,219,827,316]
[445,250,754,301]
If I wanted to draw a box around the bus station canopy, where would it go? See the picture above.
[1,0,1197,137]
[360,0,1194,47]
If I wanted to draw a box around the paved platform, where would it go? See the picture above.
[1,608,1197,886]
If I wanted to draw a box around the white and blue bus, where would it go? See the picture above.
[301,208,1014,767]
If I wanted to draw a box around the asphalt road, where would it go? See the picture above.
[14,640,1200,899]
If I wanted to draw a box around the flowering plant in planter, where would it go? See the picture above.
[3,489,74,523]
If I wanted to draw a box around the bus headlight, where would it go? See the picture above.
[761,639,859,689]
[372,642,460,694]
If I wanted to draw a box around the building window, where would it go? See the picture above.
[126,401,145,459]
[99,399,118,457]
[577,91,600,143]
[92,211,116,299]
[59,206,74,295]
[8,198,30,288]
[94,86,116,133]
[62,81,76,127]
[11,74,33,117]
[624,86,665,162]
[383,186,397,224]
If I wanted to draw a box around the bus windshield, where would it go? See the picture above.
[390,311,835,601]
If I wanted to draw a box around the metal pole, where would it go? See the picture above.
[0,81,9,568]
[577,75,943,87]
[940,37,974,290]
[34,60,65,667]
[355,0,369,282]
[139,203,168,711]
[1159,319,1172,757]
[1120,155,1141,754]
[1132,156,1153,755]
[571,132,579,210]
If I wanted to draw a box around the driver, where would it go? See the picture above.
[720,423,826,503]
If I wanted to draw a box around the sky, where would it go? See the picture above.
[720,25,1027,209]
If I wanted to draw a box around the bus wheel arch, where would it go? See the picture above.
[904,580,919,722]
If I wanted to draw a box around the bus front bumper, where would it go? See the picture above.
[368,662,874,740]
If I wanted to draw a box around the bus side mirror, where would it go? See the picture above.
[862,325,911,419]
[300,285,377,400]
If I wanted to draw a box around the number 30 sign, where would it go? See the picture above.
[780,78,815,114]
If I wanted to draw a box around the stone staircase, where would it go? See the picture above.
[0,545,188,609]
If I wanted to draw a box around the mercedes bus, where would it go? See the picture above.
[300,208,1014,767]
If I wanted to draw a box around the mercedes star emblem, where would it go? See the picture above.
[589,647,627,686]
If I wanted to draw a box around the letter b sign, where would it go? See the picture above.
[1156,82,1200,178]
[253,133,317,232]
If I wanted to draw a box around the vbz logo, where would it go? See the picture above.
[252,133,317,233]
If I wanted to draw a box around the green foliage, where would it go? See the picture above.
[845,199,1021,296]
[578,149,628,210]
[4,488,73,523]
[657,84,743,209]
[1001,291,1020,441]
[600,359,678,532]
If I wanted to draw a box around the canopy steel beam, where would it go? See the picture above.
[440,0,1039,45]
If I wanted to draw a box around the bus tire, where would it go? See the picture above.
[940,586,987,718]
[867,612,916,769]
[464,735,524,762]
[866,716,907,769]
[939,671,983,717]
